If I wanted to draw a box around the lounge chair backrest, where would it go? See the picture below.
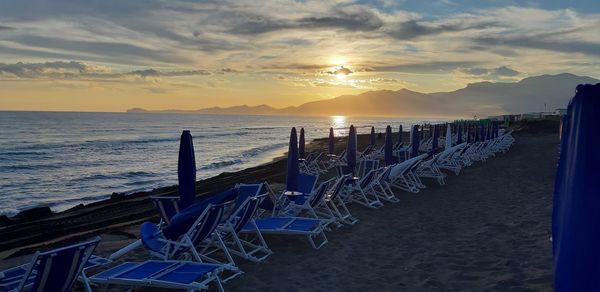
[298,173,318,194]
[378,166,392,183]
[304,152,317,163]
[187,202,228,246]
[229,190,266,233]
[21,237,100,292]
[329,175,350,200]
[151,196,181,225]
[234,184,263,210]
[359,169,377,189]
[308,179,334,207]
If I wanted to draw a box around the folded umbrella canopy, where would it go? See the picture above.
[178,130,197,210]
[398,125,403,144]
[431,124,440,152]
[411,125,420,158]
[445,123,452,149]
[286,127,300,192]
[370,126,376,146]
[552,84,600,292]
[346,125,357,176]
[328,127,335,155]
[384,125,395,166]
[457,125,463,144]
[299,128,306,159]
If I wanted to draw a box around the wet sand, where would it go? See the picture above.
[1,130,557,291]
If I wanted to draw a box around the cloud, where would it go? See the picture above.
[0,25,15,30]
[0,61,212,81]
[371,61,482,74]
[385,20,496,40]
[221,68,241,73]
[327,66,353,76]
[476,35,600,57]
[460,66,520,77]
[0,61,111,78]
[226,5,384,35]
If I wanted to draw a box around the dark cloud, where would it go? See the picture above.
[0,25,15,30]
[386,20,496,40]
[221,68,241,73]
[0,61,212,80]
[327,66,353,75]
[458,66,522,81]
[460,66,520,77]
[227,6,383,35]
[476,35,600,57]
[6,35,191,65]
[0,61,109,78]
[371,61,482,73]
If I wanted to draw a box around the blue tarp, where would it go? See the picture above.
[552,83,600,291]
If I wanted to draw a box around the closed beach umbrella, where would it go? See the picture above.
[466,124,472,143]
[398,125,403,144]
[328,127,335,155]
[347,125,357,176]
[553,84,600,291]
[286,127,299,192]
[384,125,395,166]
[475,125,480,142]
[411,125,420,158]
[431,124,440,152]
[370,126,376,146]
[445,123,452,149]
[457,125,463,144]
[299,128,306,159]
[480,124,485,141]
[178,130,197,209]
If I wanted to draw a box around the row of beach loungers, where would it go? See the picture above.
[0,125,514,292]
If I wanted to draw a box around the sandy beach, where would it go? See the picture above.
[0,124,557,291]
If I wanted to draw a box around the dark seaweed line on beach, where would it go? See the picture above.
[0,157,287,255]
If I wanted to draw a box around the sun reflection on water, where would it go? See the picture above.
[331,115,347,136]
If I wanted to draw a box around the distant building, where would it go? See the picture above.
[555,108,567,116]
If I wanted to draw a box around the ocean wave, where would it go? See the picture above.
[197,159,243,170]
[240,143,287,158]
[241,127,280,130]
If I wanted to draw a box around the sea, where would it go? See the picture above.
[0,111,446,216]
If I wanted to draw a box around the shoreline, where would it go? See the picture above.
[0,132,389,257]
[0,119,556,259]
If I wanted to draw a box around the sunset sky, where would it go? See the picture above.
[0,0,599,112]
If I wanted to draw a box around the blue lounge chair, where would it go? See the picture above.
[89,260,224,292]
[325,175,359,225]
[201,184,273,266]
[344,168,384,208]
[0,237,104,292]
[241,216,328,249]
[284,178,339,229]
[139,202,230,266]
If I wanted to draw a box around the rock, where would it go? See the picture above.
[14,206,53,220]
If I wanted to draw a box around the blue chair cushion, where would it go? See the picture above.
[140,222,165,253]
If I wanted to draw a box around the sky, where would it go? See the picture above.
[0,0,599,112]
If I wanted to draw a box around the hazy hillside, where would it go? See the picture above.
[128,73,598,117]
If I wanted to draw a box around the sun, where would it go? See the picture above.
[329,56,347,67]
[335,72,347,80]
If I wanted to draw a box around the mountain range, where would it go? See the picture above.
[127,73,599,117]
